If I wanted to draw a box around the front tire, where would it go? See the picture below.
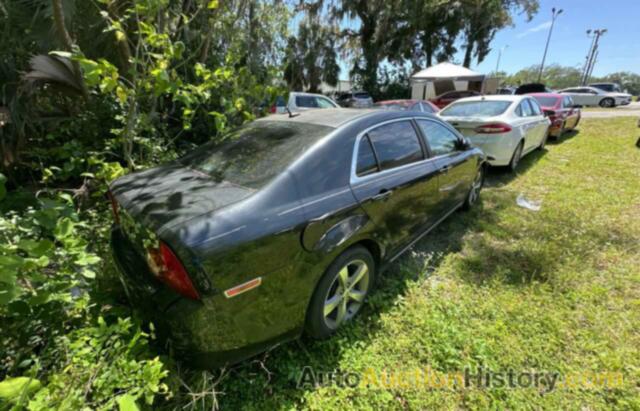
[305,246,375,339]
[599,98,615,108]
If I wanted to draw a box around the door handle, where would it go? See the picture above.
[372,189,393,201]
[439,165,451,174]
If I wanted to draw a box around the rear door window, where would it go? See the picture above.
[528,99,542,116]
[356,136,378,177]
[417,120,460,156]
[367,121,424,171]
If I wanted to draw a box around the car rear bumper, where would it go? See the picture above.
[466,133,519,166]
[110,226,302,368]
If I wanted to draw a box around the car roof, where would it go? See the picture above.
[289,92,330,98]
[260,108,380,128]
[451,95,528,103]
[376,99,419,105]
[529,93,563,98]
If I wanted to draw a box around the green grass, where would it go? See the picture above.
[168,118,640,410]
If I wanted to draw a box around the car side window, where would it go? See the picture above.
[366,121,424,171]
[417,120,460,156]
[295,96,317,108]
[520,100,535,117]
[356,135,379,177]
[317,97,335,108]
[528,99,542,116]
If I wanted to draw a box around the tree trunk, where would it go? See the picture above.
[463,40,474,68]
[51,0,89,100]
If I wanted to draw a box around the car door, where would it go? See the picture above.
[526,98,549,149]
[415,119,475,215]
[563,96,578,128]
[350,119,440,252]
[515,100,539,152]
[565,89,587,106]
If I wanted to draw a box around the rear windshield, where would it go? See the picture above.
[375,103,406,111]
[440,101,512,117]
[532,96,559,107]
[180,121,333,189]
[355,93,370,99]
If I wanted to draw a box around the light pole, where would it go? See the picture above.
[537,7,563,83]
[581,29,607,85]
[495,45,509,74]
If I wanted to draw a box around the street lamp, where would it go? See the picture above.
[537,7,563,83]
[495,45,509,74]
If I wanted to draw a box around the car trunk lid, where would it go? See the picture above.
[110,162,254,234]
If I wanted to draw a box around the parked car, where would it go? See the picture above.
[589,82,625,93]
[430,90,482,109]
[496,87,516,95]
[109,109,485,367]
[558,86,631,107]
[270,92,339,113]
[514,83,552,95]
[336,91,374,108]
[529,93,581,139]
[438,95,550,171]
[374,99,440,113]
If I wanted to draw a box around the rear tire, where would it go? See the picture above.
[305,246,375,340]
[462,166,484,210]
[508,141,524,172]
[599,98,615,108]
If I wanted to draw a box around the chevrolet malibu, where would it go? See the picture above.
[109,109,485,367]
[438,95,550,171]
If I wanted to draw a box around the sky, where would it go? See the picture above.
[329,0,640,79]
[468,0,640,76]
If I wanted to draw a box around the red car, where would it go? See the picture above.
[374,99,440,113]
[430,90,482,109]
[529,93,581,138]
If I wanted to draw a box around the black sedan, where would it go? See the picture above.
[109,109,486,367]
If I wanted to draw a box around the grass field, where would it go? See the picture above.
[169,117,640,410]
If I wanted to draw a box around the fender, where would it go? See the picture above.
[302,213,369,253]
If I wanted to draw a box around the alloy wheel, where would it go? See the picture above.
[323,259,370,330]
[600,98,614,108]
[468,168,483,205]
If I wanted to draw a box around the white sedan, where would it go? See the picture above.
[438,95,550,171]
[558,86,631,107]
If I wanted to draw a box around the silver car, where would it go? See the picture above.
[336,91,374,108]
[558,86,631,107]
[438,95,550,171]
[273,92,340,114]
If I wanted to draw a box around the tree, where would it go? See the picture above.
[331,0,402,96]
[460,0,538,67]
[392,0,462,71]
[284,3,339,92]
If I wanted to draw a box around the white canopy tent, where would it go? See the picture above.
[410,62,488,100]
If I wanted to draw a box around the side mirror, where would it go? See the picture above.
[457,137,472,150]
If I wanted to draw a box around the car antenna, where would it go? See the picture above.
[286,106,300,118]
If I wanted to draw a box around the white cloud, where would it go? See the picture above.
[516,21,552,39]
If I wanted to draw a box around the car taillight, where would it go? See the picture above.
[107,190,120,225]
[474,123,512,134]
[147,242,200,300]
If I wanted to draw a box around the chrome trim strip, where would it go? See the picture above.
[349,117,454,187]
[277,188,352,216]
